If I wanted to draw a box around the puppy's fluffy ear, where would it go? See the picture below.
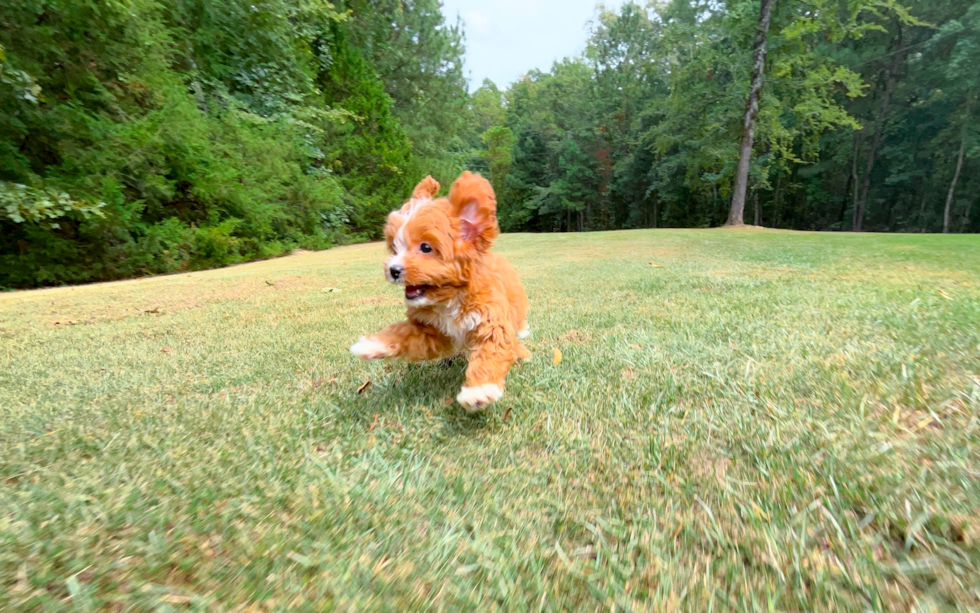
[411,175,441,201]
[449,171,499,253]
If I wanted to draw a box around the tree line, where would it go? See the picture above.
[2,0,977,288]
[473,0,979,237]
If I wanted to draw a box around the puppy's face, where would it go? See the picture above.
[383,173,499,307]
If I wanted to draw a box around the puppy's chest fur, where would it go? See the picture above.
[413,299,481,350]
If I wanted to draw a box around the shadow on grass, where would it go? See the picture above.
[338,358,494,434]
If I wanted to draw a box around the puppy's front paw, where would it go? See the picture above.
[349,336,392,360]
[456,383,503,413]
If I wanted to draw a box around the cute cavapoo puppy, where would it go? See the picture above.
[350,171,530,411]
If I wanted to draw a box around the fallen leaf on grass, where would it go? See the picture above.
[12,565,28,593]
[322,287,341,293]
[143,307,161,314]
[552,347,562,366]
[286,551,313,567]
[372,556,393,578]
[265,280,276,286]
[574,544,597,559]
[914,416,935,431]
[52,320,78,326]
[357,380,371,394]
[160,594,193,604]
[938,289,952,300]
[367,412,380,431]
[65,577,82,600]
[309,376,337,391]
[629,343,643,350]
[648,263,663,268]
[503,407,512,421]
[160,347,171,353]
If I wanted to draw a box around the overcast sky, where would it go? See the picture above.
[441,0,624,91]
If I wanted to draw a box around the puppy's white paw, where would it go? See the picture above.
[456,383,503,412]
[349,337,391,360]
[518,326,531,340]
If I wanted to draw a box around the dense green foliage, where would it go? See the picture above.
[3,0,977,287]
[471,0,980,235]
[0,0,467,287]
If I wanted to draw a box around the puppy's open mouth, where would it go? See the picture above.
[405,285,432,301]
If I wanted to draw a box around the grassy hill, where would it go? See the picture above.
[2,229,979,611]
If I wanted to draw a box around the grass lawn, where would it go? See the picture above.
[2,229,979,612]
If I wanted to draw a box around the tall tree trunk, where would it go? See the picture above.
[726,0,776,227]
[753,190,760,226]
[854,45,903,231]
[944,135,966,234]
[838,174,851,229]
[839,134,860,229]
[713,184,719,224]
[850,134,862,229]
[918,188,928,233]
[601,191,610,230]
[773,174,782,228]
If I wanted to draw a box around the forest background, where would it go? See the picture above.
[1,0,977,288]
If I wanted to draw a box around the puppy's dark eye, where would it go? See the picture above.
[420,242,433,254]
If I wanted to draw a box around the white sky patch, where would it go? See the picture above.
[441,0,626,90]
[464,10,492,34]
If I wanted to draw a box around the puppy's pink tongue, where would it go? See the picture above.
[405,285,426,300]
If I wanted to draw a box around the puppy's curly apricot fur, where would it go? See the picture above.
[351,172,530,411]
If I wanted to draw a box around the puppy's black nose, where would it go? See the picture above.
[389,265,403,280]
